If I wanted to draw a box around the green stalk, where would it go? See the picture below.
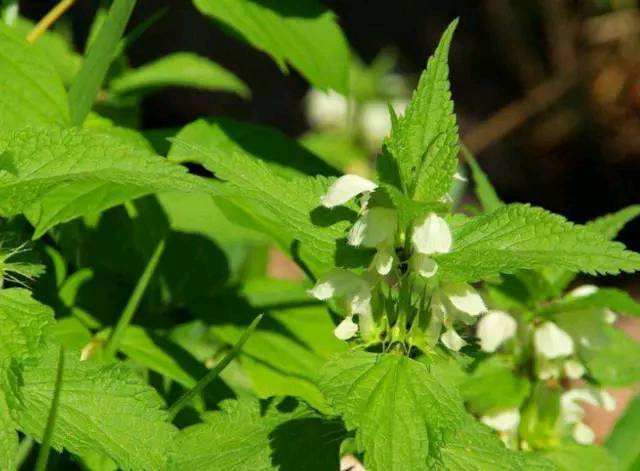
[167,314,264,421]
[15,436,34,470]
[103,238,165,358]
[34,347,65,471]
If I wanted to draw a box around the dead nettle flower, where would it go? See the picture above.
[476,310,518,353]
[533,321,586,380]
[560,387,616,445]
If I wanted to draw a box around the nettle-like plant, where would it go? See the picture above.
[1,1,640,470]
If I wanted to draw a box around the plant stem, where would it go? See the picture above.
[103,238,165,358]
[167,313,264,421]
[15,436,34,470]
[27,0,77,43]
[34,346,65,471]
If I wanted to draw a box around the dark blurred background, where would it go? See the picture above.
[22,0,640,265]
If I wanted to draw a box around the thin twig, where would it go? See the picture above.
[27,0,77,43]
[462,74,577,154]
[167,314,264,421]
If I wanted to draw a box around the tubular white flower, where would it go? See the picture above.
[334,316,359,340]
[309,269,372,319]
[534,322,574,359]
[443,282,487,316]
[604,309,617,324]
[537,362,560,380]
[412,213,452,255]
[477,310,517,352]
[440,328,466,351]
[413,253,438,278]
[481,408,521,433]
[573,422,595,445]
[567,284,598,298]
[348,208,397,247]
[321,175,378,208]
[373,246,395,275]
[305,89,348,129]
[563,359,586,379]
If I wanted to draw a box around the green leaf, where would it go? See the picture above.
[585,205,640,240]
[435,204,640,282]
[0,389,17,471]
[606,394,640,470]
[319,351,552,471]
[540,287,640,317]
[168,397,343,470]
[193,0,350,93]
[5,345,178,470]
[299,130,369,173]
[169,117,338,179]
[0,23,69,133]
[539,444,618,471]
[68,0,136,125]
[169,138,367,276]
[386,20,458,202]
[460,357,530,414]
[0,125,217,237]
[109,52,250,97]
[462,146,503,213]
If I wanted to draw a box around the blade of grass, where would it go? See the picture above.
[34,346,65,471]
[103,238,165,358]
[167,313,264,420]
[26,0,77,43]
[114,6,168,59]
[68,0,136,125]
[15,436,34,470]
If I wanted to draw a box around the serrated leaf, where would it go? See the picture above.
[606,394,640,470]
[110,52,250,97]
[170,138,368,276]
[68,0,135,125]
[0,125,218,237]
[540,287,640,317]
[319,351,552,471]
[386,20,458,202]
[0,23,69,133]
[0,389,17,471]
[193,0,350,93]
[168,397,343,470]
[5,345,178,470]
[435,204,640,282]
[539,444,618,471]
[463,147,503,213]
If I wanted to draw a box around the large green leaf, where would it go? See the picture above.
[435,204,640,282]
[0,23,69,133]
[606,394,640,470]
[193,0,350,92]
[110,52,250,97]
[386,20,458,202]
[0,389,16,471]
[68,0,135,125]
[319,351,552,471]
[167,397,343,470]
[539,444,618,471]
[5,345,178,470]
[170,138,367,276]
[0,125,218,237]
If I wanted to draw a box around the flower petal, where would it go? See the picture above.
[443,282,487,316]
[308,269,368,301]
[321,174,377,208]
[534,322,574,359]
[440,328,466,351]
[481,408,520,432]
[573,422,595,445]
[373,247,394,275]
[411,213,452,255]
[347,208,397,247]
[563,359,585,379]
[413,254,438,278]
[334,316,358,340]
[567,284,598,298]
[477,310,517,352]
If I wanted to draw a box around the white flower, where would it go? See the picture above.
[561,388,616,426]
[321,175,377,208]
[348,208,397,247]
[573,422,595,445]
[373,245,395,275]
[604,309,617,324]
[534,322,574,359]
[334,316,359,340]
[563,359,586,379]
[359,99,408,151]
[477,310,517,352]
[412,253,438,278]
[440,328,466,351]
[567,284,598,298]
[537,362,560,380]
[453,171,467,182]
[412,213,452,255]
[481,408,521,433]
[305,89,348,129]
[442,282,487,317]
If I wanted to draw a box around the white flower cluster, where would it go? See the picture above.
[309,174,488,349]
